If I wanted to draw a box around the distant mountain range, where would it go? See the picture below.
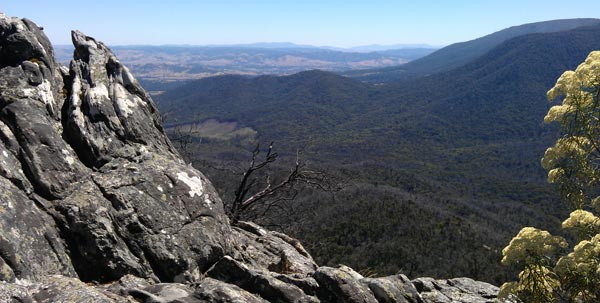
[53,18,600,85]
[346,18,600,82]
[155,20,600,283]
[345,43,438,52]
[196,42,437,51]
[54,43,437,83]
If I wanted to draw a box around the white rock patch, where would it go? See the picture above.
[157,186,163,192]
[39,80,53,104]
[113,85,141,117]
[204,197,213,210]
[87,83,109,102]
[22,80,54,107]
[61,149,74,166]
[85,83,109,116]
[13,21,25,32]
[177,172,204,198]
[70,77,86,127]
[2,150,7,157]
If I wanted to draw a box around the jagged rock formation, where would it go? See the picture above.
[0,13,499,302]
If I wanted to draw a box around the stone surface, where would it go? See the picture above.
[29,275,135,303]
[0,12,501,303]
[124,283,198,303]
[0,12,232,284]
[361,275,423,303]
[0,281,32,303]
[64,30,176,168]
[206,256,318,303]
[313,266,378,303]
[195,278,269,303]
[232,221,317,276]
[412,277,498,303]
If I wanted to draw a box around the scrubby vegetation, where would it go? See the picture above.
[500,51,600,302]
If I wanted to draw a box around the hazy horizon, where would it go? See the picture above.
[50,41,441,51]
[3,1,600,48]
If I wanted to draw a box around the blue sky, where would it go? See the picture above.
[3,1,599,47]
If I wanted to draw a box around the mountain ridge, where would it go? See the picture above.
[346,18,600,82]
[53,44,437,83]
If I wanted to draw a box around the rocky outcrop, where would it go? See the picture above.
[0,13,499,302]
[0,12,234,285]
[0,272,499,303]
[362,275,423,303]
[412,278,498,303]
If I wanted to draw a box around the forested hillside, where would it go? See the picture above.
[156,24,600,284]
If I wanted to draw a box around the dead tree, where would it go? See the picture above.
[169,121,202,163]
[228,142,338,225]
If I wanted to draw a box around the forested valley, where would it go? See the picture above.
[149,21,600,285]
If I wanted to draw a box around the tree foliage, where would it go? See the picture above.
[501,51,600,302]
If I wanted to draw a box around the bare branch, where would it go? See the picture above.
[227,142,341,224]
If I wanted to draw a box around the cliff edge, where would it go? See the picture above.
[0,13,498,303]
